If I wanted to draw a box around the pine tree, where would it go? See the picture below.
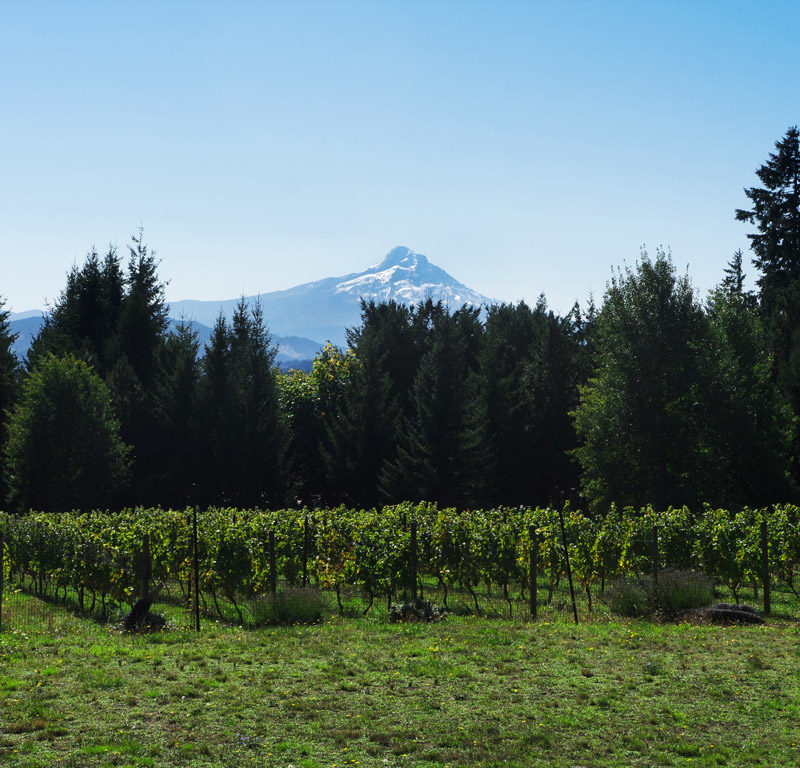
[198,299,287,506]
[0,298,21,503]
[737,127,800,417]
[704,286,794,506]
[381,307,490,508]
[152,320,202,506]
[323,300,417,506]
[736,126,800,301]
[4,354,130,512]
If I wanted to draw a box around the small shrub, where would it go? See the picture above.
[389,598,446,623]
[607,570,712,619]
[607,578,649,617]
[251,587,325,626]
[650,570,713,615]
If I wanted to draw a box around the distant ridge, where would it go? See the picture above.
[168,246,492,346]
[8,313,323,371]
[10,246,492,358]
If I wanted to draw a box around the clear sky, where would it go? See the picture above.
[2,0,799,315]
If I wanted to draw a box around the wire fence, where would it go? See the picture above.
[0,507,795,635]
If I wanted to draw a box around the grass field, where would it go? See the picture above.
[1,588,799,768]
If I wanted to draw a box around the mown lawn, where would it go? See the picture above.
[1,590,799,767]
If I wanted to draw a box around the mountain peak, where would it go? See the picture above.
[166,246,492,347]
[371,246,429,271]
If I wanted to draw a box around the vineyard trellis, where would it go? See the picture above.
[0,502,797,631]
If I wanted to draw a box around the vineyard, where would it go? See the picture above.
[2,502,800,627]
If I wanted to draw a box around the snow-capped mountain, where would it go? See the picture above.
[169,246,492,346]
[10,247,492,356]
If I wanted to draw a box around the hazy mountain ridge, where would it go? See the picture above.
[9,246,491,359]
[9,314,323,371]
[167,246,492,346]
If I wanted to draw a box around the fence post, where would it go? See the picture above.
[192,507,200,632]
[528,524,537,620]
[269,530,277,596]
[0,527,4,633]
[410,520,418,601]
[761,518,770,616]
[302,515,308,587]
[141,534,152,604]
[651,524,659,585]
[557,506,579,624]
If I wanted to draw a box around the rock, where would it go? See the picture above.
[389,598,446,623]
[680,603,763,625]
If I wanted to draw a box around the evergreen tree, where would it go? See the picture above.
[522,300,586,504]
[28,246,126,374]
[152,320,202,506]
[381,306,490,508]
[736,127,800,300]
[705,286,795,506]
[0,298,21,503]
[4,354,130,512]
[323,301,417,506]
[479,301,539,505]
[27,233,171,504]
[478,299,588,506]
[198,299,287,506]
[736,127,800,416]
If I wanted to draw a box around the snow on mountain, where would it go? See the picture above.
[334,246,488,307]
[169,246,492,346]
[10,246,489,357]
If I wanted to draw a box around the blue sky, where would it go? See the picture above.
[2,0,799,315]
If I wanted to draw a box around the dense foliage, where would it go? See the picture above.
[4,354,130,512]
[2,503,798,620]
[3,127,800,511]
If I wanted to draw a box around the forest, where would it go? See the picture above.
[1,127,800,516]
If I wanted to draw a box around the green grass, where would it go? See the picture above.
[1,588,799,767]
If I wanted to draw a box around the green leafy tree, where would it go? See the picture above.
[278,343,355,504]
[573,249,712,510]
[4,354,130,512]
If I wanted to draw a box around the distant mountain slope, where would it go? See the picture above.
[10,246,489,355]
[169,246,492,346]
[8,313,323,369]
[8,315,43,360]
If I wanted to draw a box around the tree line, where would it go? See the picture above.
[2,127,800,514]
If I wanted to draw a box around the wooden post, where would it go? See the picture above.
[192,507,200,632]
[0,528,4,633]
[302,515,308,587]
[269,530,277,596]
[558,506,579,624]
[410,521,418,601]
[528,524,537,620]
[141,534,152,604]
[761,518,770,615]
[651,524,659,585]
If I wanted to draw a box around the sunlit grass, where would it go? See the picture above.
[1,587,799,767]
